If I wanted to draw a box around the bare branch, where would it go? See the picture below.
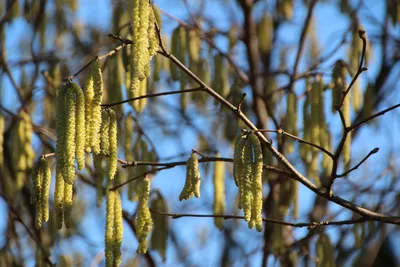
[336,148,379,178]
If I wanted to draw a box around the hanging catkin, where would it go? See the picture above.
[54,167,64,229]
[150,192,169,261]
[105,191,115,267]
[179,153,201,200]
[85,61,103,154]
[136,176,153,254]
[108,109,118,179]
[64,89,76,185]
[213,155,225,229]
[233,132,263,231]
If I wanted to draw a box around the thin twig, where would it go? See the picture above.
[149,209,369,229]
[101,87,205,108]
[336,148,379,178]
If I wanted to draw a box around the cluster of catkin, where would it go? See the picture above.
[31,157,51,229]
[129,0,158,113]
[179,153,201,201]
[233,132,263,231]
[54,82,85,228]
[105,191,123,267]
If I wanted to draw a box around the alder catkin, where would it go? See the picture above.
[150,192,168,261]
[63,183,73,228]
[54,168,64,229]
[179,160,194,201]
[113,191,123,267]
[39,157,51,223]
[310,77,321,146]
[105,191,115,267]
[31,160,42,205]
[136,176,152,254]
[56,85,67,171]
[190,153,201,198]
[258,12,273,54]
[242,137,253,223]
[108,109,118,179]
[70,82,85,170]
[64,89,76,185]
[248,133,263,232]
[100,110,110,155]
[285,91,297,154]
[343,95,351,168]
[213,155,225,230]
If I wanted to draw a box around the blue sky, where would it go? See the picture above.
[1,0,400,266]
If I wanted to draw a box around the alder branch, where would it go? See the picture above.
[149,209,369,229]
[336,148,379,178]
[336,30,368,110]
[256,129,334,158]
[101,87,205,108]
[153,25,400,225]
[348,102,400,132]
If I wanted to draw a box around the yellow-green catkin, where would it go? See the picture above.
[331,60,346,112]
[105,191,115,267]
[70,83,85,170]
[213,154,225,230]
[31,160,43,229]
[212,54,229,97]
[150,192,168,261]
[54,168,64,229]
[179,160,194,201]
[242,137,253,223]
[170,27,180,81]
[187,29,201,69]
[362,83,374,120]
[233,133,246,208]
[39,158,51,224]
[148,6,158,61]
[285,91,298,154]
[352,79,363,112]
[64,89,76,185]
[108,109,118,179]
[100,110,110,155]
[63,182,73,228]
[113,191,123,267]
[343,95,351,169]
[248,133,263,232]
[310,77,322,146]
[93,153,105,206]
[107,53,123,116]
[85,61,103,154]
[136,176,152,254]
[258,12,273,54]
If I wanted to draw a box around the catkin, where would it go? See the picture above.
[100,110,110,155]
[105,191,115,267]
[258,12,273,54]
[136,176,152,254]
[40,158,51,223]
[285,91,297,154]
[113,191,123,267]
[179,153,201,200]
[85,61,103,154]
[64,89,76,185]
[150,192,169,261]
[212,55,229,97]
[179,160,194,201]
[242,138,253,223]
[213,155,225,230]
[54,168,64,229]
[343,95,351,168]
[108,109,118,179]
[310,77,321,146]
[70,83,85,170]
[248,133,263,231]
[170,27,180,81]
[63,183,73,228]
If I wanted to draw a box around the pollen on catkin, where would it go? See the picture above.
[105,190,115,267]
[63,182,73,228]
[64,89,76,185]
[40,157,51,224]
[179,153,201,200]
[136,176,152,254]
[54,167,64,229]
[108,109,118,179]
[100,110,110,155]
[213,155,225,230]
[113,191,123,267]
[70,83,86,170]
[179,159,194,201]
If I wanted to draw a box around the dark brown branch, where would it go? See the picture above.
[336,148,379,178]
[149,209,370,229]
[101,87,205,108]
